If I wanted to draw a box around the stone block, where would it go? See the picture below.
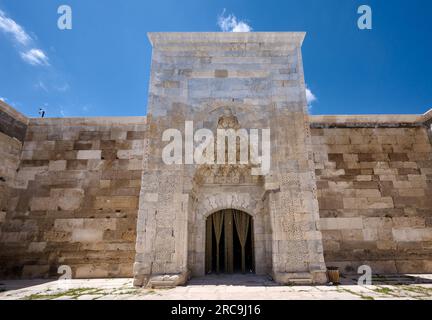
[51,188,84,211]
[377,240,397,250]
[83,218,116,230]
[162,80,180,88]
[214,70,228,78]
[128,159,143,170]
[30,197,56,211]
[363,228,378,241]
[392,217,425,228]
[319,218,363,230]
[355,189,381,198]
[27,242,47,252]
[75,265,109,278]
[48,160,67,171]
[0,231,28,242]
[100,180,111,188]
[94,196,138,209]
[392,228,423,242]
[44,230,71,242]
[22,265,50,279]
[395,260,425,273]
[54,219,84,231]
[367,260,397,274]
[71,229,104,242]
[341,229,364,241]
[317,196,343,210]
[110,130,128,140]
[323,240,340,251]
[77,150,102,160]
[398,188,425,197]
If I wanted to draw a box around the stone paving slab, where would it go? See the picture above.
[1,275,432,300]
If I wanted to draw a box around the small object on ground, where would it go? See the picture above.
[327,267,340,285]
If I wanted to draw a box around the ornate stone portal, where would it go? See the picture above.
[133,32,328,287]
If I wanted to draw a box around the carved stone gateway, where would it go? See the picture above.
[133,32,328,287]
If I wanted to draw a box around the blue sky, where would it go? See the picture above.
[0,0,431,117]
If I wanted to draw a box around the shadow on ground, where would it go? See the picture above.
[0,279,57,292]
[188,274,280,287]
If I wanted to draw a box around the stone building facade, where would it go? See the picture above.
[0,33,431,286]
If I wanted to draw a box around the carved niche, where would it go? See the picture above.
[194,108,263,186]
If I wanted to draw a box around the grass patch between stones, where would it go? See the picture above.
[23,288,103,300]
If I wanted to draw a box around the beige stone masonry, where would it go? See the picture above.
[1,39,431,282]
[0,115,146,279]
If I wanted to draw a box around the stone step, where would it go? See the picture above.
[288,278,314,285]
[285,273,314,285]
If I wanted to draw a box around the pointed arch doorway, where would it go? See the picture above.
[205,209,255,274]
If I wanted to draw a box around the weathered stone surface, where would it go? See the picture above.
[133,32,327,287]
[1,33,432,283]
[0,115,146,279]
[313,124,432,274]
[0,100,28,142]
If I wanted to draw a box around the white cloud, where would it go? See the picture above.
[217,10,252,32]
[35,81,70,93]
[0,9,31,45]
[20,49,49,66]
[35,80,48,92]
[231,22,252,33]
[55,83,70,92]
[306,86,317,106]
[0,9,49,66]
[0,96,6,102]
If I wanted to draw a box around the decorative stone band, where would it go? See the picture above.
[309,110,432,129]
[0,100,28,142]
[148,32,306,47]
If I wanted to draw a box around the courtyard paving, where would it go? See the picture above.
[1,274,432,300]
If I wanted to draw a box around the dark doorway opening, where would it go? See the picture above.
[205,209,254,274]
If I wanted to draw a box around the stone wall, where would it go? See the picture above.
[133,32,328,287]
[311,115,432,274]
[0,115,146,279]
[1,97,432,280]
[0,132,22,229]
[0,101,28,241]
